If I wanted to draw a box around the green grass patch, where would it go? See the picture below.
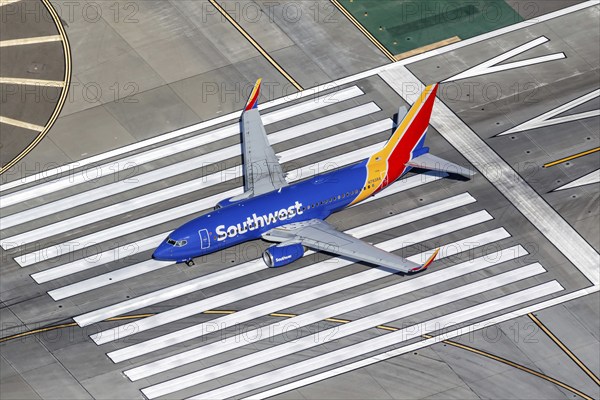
[339,0,523,55]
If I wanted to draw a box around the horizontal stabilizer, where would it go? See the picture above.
[407,153,475,178]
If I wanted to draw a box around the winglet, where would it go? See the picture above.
[245,78,262,111]
[409,248,440,273]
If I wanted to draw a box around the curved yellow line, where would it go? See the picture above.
[0,0,72,174]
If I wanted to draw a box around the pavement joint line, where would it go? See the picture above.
[421,333,594,400]
[0,0,72,174]
[207,0,302,91]
[543,147,600,168]
[528,313,600,386]
[0,35,62,47]
[380,66,600,286]
[330,0,395,62]
[0,116,45,132]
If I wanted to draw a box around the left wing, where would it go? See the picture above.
[262,219,438,273]
[240,78,288,197]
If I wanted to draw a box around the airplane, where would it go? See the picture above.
[152,79,474,273]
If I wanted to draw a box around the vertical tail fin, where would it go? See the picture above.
[244,78,262,111]
[379,83,438,183]
[350,84,439,205]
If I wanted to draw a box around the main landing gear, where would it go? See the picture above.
[185,259,195,267]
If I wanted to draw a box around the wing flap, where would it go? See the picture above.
[263,219,437,274]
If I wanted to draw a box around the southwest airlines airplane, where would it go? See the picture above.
[153,80,474,272]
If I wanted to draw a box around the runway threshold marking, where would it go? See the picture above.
[0,116,45,132]
[1,308,591,400]
[0,35,62,47]
[422,332,594,400]
[0,0,72,175]
[330,0,396,62]
[528,313,600,386]
[207,0,302,91]
[543,147,600,168]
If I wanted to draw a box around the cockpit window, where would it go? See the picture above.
[166,238,188,247]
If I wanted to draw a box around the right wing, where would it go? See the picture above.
[240,79,288,197]
[263,219,439,274]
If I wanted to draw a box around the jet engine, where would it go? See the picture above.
[262,243,305,268]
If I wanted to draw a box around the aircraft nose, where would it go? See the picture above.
[152,242,171,261]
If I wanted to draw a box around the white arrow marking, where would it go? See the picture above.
[443,36,565,82]
[499,89,600,136]
[554,169,600,191]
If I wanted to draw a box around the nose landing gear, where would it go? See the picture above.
[185,259,195,267]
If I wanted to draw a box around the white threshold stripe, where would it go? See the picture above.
[120,232,515,373]
[193,281,563,400]
[1,86,363,192]
[16,135,384,267]
[48,170,440,300]
[90,210,492,344]
[3,0,595,191]
[143,264,546,399]
[41,172,443,290]
[0,97,375,216]
[0,91,369,208]
[0,83,364,192]
[249,287,598,400]
[75,192,472,327]
[39,233,170,288]
[4,118,391,245]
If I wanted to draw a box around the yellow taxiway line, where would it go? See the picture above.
[330,0,396,62]
[207,0,303,91]
[0,309,592,398]
[529,313,600,386]
[0,116,45,132]
[0,35,62,47]
[543,147,600,168]
[0,0,72,174]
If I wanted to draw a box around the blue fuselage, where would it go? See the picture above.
[152,160,384,263]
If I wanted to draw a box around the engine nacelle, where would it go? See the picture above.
[262,243,305,268]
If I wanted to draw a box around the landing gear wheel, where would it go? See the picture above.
[185,259,195,267]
